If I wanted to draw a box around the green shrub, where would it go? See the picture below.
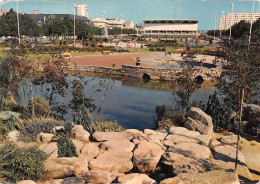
[57,134,78,157]
[26,97,50,118]
[76,106,93,133]
[92,120,124,132]
[205,92,233,132]
[3,104,31,119]
[156,47,161,51]
[155,105,168,122]
[243,107,260,137]
[149,47,155,51]
[169,110,187,127]
[64,121,73,136]
[0,111,23,140]
[155,118,174,131]
[0,145,47,182]
[19,118,64,142]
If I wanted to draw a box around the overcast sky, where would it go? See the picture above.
[1,0,259,30]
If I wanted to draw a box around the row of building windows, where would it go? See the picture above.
[144,30,196,34]
[144,35,196,38]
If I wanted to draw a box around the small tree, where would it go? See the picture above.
[57,134,78,157]
[206,92,233,132]
[76,105,93,133]
[172,51,201,110]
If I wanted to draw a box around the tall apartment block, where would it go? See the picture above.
[219,13,260,30]
[75,4,88,18]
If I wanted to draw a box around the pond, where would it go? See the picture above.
[15,74,216,130]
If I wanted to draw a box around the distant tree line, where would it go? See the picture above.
[207,18,260,41]
[0,9,40,37]
[108,27,137,35]
[0,9,117,39]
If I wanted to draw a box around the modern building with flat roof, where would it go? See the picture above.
[27,10,90,24]
[219,13,260,30]
[142,19,199,40]
[91,18,124,29]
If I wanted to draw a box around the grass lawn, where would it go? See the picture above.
[27,54,52,60]
[71,52,102,57]
[126,47,150,52]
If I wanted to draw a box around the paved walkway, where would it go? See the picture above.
[70,52,217,69]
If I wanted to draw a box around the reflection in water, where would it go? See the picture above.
[15,74,216,130]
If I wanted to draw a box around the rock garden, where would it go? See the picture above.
[2,107,260,184]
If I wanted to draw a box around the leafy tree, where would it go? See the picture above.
[33,58,69,118]
[69,76,95,122]
[26,97,50,118]
[0,54,19,110]
[0,9,40,37]
[95,78,116,122]
[231,20,250,40]
[217,39,260,109]
[172,51,201,110]
[108,27,137,35]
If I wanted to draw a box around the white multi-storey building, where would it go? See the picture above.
[142,19,198,40]
[219,13,260,30]
[91,18,124,28]
[75,4,88,18]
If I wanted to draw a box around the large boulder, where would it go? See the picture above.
[42,176,85,184]
[36,132,54,143]
[214,145,245,163]
[72,125,90,142]
[124,129,149,144]
[162,152,211,175]
[168,143,211,160]
[133,141,165,173]
[89,150,133,173]
[144,129,168,144]
[92,131,130,142]
[101,139,135,152]
[165,127,211,146]
[118,173,157,184]
[17,180,37,184]
[78,170,116,184]
[80,143,100,157]
[72,139,85,155]
[210,159,252,180]
[220,135,239,144]
[239,138,260,176]
[7,130,20,142]
[160,170,240,184]
[39,143,58,158]
[44,157,88,179]
[184,107,213,136]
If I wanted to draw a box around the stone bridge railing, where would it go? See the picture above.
[67,65,222,81]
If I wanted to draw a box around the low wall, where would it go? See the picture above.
[122,65,221,81]
[67,65,222,81]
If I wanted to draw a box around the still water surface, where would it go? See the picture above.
[16,75,216,130]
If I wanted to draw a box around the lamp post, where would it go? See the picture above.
[229,3,234,44]
[220,11,224,37]
[248,0,255,45]
[16,0,20,44]
[120,15,123,38]
[74,5,76,45]
[214,16,218,40]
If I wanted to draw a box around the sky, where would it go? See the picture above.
[0,0,260,30]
